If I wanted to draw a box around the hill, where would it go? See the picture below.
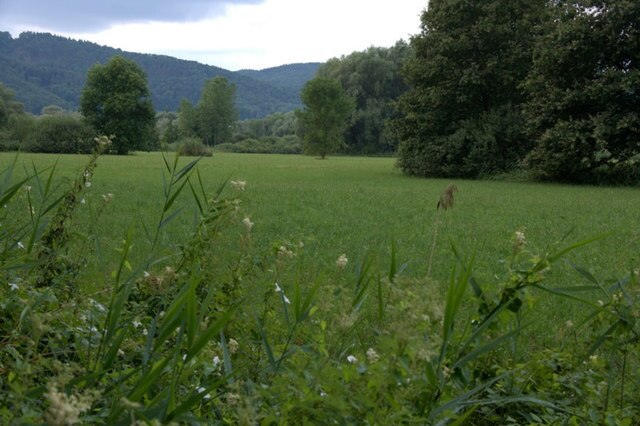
[0,31,321,119]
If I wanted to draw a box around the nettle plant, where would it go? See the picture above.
[0,148,638,424]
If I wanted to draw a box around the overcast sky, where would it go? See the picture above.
[0,0,426,70]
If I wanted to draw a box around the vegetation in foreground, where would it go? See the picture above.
[1,147,638,424]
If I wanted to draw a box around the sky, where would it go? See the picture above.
[0,0,426,71]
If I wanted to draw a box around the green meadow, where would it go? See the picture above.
[9,151,639,284]
[2,151,640,423]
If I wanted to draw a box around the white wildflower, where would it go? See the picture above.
[143,271,150,278]
[366,348,380,364]
[132,320,142,328]
[230,180,246,191]
[24,185,32,192]
[197,387,211,400]
[228,338,239,354]
[277,245,294,258]
[9,282,19,291]
[16,241,25,250]
[336,253,348,269]
[513,230,526,253]
[213,355,221,367]
[102,193,114,203]
[84,181,91,188]
[142,329,148,336]
[89,298,106,312]
[565,320,574,329]
[242,217,254,231]
[346,355,358,364]
[84,169,91,178]
[44,386,92,426]
[80,198,86,204]
[319,390,327,397]
[225,393,241,405]
[118,349,125,356]
[283,295,291,305]
[275,282,282,293]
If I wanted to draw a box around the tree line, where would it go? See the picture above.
[392,0,640,185]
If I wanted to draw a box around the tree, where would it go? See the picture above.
[296,77,354,159]
[392,0,545,178]
[0,83,25,127]
[524,0,640,184]
[318,42,411,155]
[80,55,155,155]
[196,77,238,146]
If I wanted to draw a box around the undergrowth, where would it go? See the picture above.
[0,139,638,424]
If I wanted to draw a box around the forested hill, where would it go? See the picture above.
[0,31,321,119]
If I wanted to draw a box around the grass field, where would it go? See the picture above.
[2,151,640,423]
[7,151,639,284]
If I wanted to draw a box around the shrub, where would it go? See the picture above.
[215,135,302,154]
[23,114,95,154]
[177,136,212,157]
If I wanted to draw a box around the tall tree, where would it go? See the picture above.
[392,0,545,178]
[318,42,411,155]
[296,77,354,159]
[525,0,640,184]
[196,77,238,146]
[80,55,155,155]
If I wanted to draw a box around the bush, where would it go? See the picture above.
[23,114,95,154]
[215,135,302,154]
[177,136,212,157]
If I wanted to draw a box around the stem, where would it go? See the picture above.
[427,210,442,279]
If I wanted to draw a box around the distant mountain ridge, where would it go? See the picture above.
[0,31,321,119]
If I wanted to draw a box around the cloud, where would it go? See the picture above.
[0,0,264,32]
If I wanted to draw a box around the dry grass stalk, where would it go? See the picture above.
[428,183,459,279]
[437,184,458,210]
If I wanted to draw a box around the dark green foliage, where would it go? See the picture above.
[196,77,238,146]
[297,77,355,159]
[0,32,318,119]
[318,42,411,155]
[234,111,298,140]
[80,56,156,155]
[524,0,640,184]
[24,114,95,153]
[393,0,544,178]
[177,137,213,157]
[215,135,301,154]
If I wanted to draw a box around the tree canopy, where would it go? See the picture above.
[393,0,545,178]
[524,0,640,184]
[80,55,155,154]
[296,77,354,159]
[196,77,238,146]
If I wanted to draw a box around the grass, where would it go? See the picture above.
[6,151,638,281]
[2,150,639,423]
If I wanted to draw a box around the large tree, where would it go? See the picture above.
[296,77,354,159]
[525,0,640,184]
[393,0,545,178]
[80,55,155,155]
[318,42,411,155]
[196,77,238,146]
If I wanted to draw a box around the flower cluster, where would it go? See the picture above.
[230,180,247,191]
[336,253,348,269]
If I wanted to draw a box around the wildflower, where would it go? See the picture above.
[9,282,19,291]
[346,355,358,364]
[84,181,92,188]
[228,338,239,354]
[118,349,125,356]
[298,241,304,248]
[24,185,32,192]
[366,348,380,364]
[44,386,92,426]
[242,217,254,231]
[132,320,142,328]
[513,230,526,253]
[275,282,282,293]
[565,320,574,329]
[230,180,246,191]
[83,169,91,178]
[17,241,25,250]
[225,393,241,405]
[142,329,148,336]
[277,245,294,258]
[144,271,150,278]
[336,253,348,269]
[80,198,86,204]
[213,355,221,367]
[283,295,291,304]
[197,387,211,400]
[319,390,327,397]
[597,300,605,307]
[102,193,114,203]
[89,298,106,312]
